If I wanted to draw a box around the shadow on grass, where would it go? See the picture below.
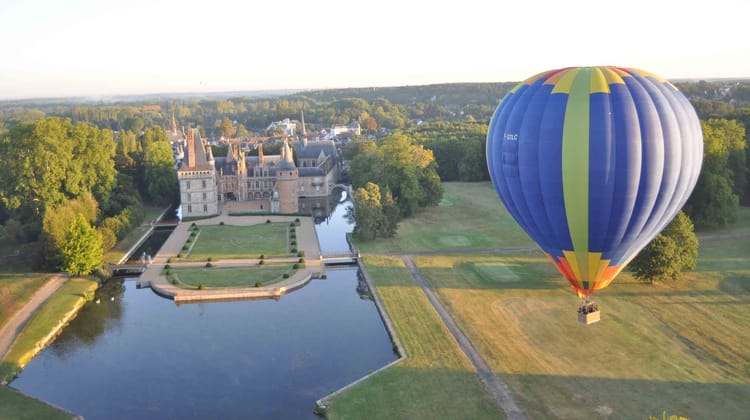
[500,373,750,420]
[1,360,21,385]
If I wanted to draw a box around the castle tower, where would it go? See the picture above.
[275,139,298,213]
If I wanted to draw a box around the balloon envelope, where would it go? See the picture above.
[486,66,703,297]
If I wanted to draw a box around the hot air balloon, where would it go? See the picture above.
[486,66,703,323]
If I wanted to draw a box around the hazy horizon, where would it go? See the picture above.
[2,0,749,101]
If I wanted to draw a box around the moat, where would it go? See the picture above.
[10,195,397,419]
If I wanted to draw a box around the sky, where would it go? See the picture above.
[1,0,749,100]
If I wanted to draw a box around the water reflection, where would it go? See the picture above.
[11,194,397,420]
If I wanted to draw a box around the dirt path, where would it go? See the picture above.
[0,274,68,360]
[400,256,526,420]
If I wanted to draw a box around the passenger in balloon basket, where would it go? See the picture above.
[577,298,600,325]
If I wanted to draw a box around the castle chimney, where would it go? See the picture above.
[187,129,196,167]
[258,143,264,166]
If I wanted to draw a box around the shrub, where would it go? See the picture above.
[283,273,290,279]
[205,262,213,268]
[298,251,305,257]
[186,237,192,243]
[191,222,197,227]
[164,264,171,269]
[259,254,265,259]
[266,219,271,224]
[177,252,183,258]
[219,221,225,226]
[207,257,213,262]
[170,277,176,285]
[295,218,300,225]
[293,263,300,269]
[165,269,171,275]
[182,244,189,251]
[258,260,265,265]
[254,281,263,288]
[291,247,297,253]
[291,240,297,246]
[198,283,205,290]
[298,258,305,263]
[289,222,295,227]
[167,257,174,263]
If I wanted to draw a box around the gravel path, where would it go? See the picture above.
[400,256,526,420]
[0,274,68,360]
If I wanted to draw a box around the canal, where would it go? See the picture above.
[10,194,396,419]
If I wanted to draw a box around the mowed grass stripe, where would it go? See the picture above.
[327,256,503,420]
[172,265,292,288]
[413,240,750,419]
[186,223,288,261]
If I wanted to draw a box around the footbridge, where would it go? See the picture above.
[321,252,359,266]
[109,262,149,275]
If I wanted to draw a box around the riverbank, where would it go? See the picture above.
[1,278,98,384]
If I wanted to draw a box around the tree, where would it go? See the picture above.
[144,140,178,205]
[685,118,745,228]
[61,214,103,275]
[380,189,399,237]
[352,183,383,240]
[220,117,234,138]
[629,212,699,284]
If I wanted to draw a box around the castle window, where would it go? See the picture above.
[188,205,192,213]
[203,204,208,212]
[202,180,206,188]
[203,192,207,200]
[187,181,191,189]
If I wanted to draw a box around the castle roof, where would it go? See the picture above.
[178,129,213,171]
[278,139,296,170]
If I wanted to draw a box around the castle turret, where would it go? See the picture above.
[206,144,215,165]
[276,139,298,213]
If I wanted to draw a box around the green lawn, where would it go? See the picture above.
[0,278,98,384]
[171,264,294,288]
[347,181,750,419]
[104,205,169,263]
[185,223,289,261]
[326,256,502,419]
[0,386,73,420]
[354,182,534,254]
[0,273,50,332]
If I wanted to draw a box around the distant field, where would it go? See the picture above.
[349,182,750,419]
[172,264,293,288]
[326,256,502,419]
[185,223,288,261]
[354,182,534,254]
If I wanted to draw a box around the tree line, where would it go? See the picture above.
[0,117,178,275]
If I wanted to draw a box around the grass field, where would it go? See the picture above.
[0,386,73,419]
[0,278,98,384]
[345,182,750,419]
[354,183,534,254]
[185,223,288,261]
[326,256,502,419]
[172,264,293,288]
[0,273,50,332]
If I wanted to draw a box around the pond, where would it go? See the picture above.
[11,195,396,419]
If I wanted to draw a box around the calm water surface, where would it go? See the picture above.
[11,198,395,419]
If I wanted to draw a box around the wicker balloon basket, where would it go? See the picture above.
[577,302,600,325]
